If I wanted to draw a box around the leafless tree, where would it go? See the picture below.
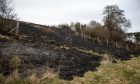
[0,0,17,19]
[103,5,131,32]
[0,0,19,35]
[89,20,101,29]
[103,5,131,47]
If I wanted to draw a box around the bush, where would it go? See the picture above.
[9,55,21,70]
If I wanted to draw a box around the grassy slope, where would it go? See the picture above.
[69,56,140,84]
[24,55,140,84]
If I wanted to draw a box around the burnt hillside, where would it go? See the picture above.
[19,21,139,59]
[0,20,140,80]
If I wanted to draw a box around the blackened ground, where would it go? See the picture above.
[49,48,102,80]
[19,22,139,60]
[0,42,102,80]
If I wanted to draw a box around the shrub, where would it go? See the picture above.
[9,55,21,70]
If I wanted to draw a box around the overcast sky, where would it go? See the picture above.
[14,0,140,32]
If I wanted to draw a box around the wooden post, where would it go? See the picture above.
[92,39,94,44]
[86,35,88,42]
[84,35,86,41]
[118,42,120,48]
[126,44,129,51]
[88,34,91,39]
[15,21,19,35]
[84,34,86,42]
[115,41,117,47]
[53,28,55,33]
[106,38,108,45]
[97,37,100,44]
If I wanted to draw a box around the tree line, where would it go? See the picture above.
[57,5,132,49]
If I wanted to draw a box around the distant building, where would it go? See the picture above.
[126,34,136,43]
[70,23,76,31]
[70,25,76,31]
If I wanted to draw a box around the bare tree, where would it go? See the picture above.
[0,0,19,35]
[103,5,131,43]
[0,0,17,19]
[89,20,101,29]
[103,5,131,32]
